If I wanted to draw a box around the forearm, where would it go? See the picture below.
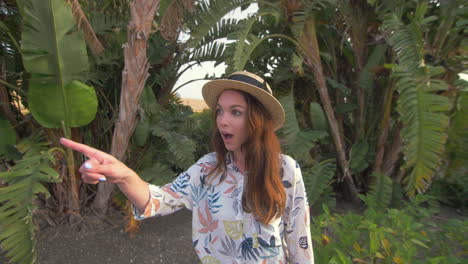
[116,171,150,212]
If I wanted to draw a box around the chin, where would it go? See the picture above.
[224,145,237,152]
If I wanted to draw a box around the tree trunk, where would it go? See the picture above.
[0,57,17,127]
[91,0,160,216]
[298,17,359,201]
[68,0,104,55]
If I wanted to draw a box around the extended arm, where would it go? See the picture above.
[59,138,149,212]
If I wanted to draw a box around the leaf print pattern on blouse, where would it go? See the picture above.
[208,186,222,214]
[144,198,160,218]
[200,255,221,264]
[241,237,260,261]
[219,236,240,259]
[198,203,219,233]
[170,172,190,196]
[223,173,238,193]
[190,183,207,207]
[223,220,243,240]
[282,180,292,188]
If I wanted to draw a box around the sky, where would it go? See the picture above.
[174,4,258,99]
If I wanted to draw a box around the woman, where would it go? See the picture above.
[60,71,314,263]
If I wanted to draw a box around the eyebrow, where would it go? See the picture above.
[216,104,246,109]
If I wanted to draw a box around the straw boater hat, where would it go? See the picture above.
[202,71,285,130]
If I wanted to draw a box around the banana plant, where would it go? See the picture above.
[18,0,98,213]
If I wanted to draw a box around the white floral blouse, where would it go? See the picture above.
[133,152,314,264]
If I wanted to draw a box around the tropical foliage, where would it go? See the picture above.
[213,0,467,201]
[311,195,467,264]
[0,0,467,263]
[0,135,61,264]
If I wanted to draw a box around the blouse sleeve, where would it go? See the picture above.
[284,161,315,263]
[132,162,200,220]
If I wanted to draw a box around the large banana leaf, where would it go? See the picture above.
[20,0,97,128]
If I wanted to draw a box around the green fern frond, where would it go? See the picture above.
[303,159,336,208]
[151,126,195,170]
[279,90,328,164]
[138,162,176,187]
[363,173,393,211]
[0,137,61,264]
[382,10,451,196]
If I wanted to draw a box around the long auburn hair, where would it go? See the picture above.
[208,90,286,225]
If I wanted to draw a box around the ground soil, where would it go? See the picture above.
[35,209,197,264]
[1,202,466,264]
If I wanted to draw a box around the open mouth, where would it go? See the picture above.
[222,133,233,140]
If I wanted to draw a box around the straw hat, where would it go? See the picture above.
[202,71,285,130]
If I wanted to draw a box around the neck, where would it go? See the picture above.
[232,150,246,173]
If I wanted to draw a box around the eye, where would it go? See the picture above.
[232,109,242,116]
[215,108,223,115]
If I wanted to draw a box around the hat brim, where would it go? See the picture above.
[202,79,285,130]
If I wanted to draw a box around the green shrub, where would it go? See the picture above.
[311,196,467,264]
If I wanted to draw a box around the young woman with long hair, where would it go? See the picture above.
[60,71,314,263]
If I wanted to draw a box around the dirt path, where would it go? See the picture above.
[36,209,198,264]
[1,203,465,264]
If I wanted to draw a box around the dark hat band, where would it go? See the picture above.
[228,74,271,94]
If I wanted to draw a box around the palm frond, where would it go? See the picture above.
[0,136,61,264]
[226,15,258,72]
[190,41,227,64]
[382,11,451,196]
[186,0,250,49]
[88,10,125,35]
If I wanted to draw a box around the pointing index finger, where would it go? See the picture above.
[59,138,107,163]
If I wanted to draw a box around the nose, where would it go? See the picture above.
[217,112,229,127]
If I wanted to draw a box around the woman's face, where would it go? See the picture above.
[216,90,249,156]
